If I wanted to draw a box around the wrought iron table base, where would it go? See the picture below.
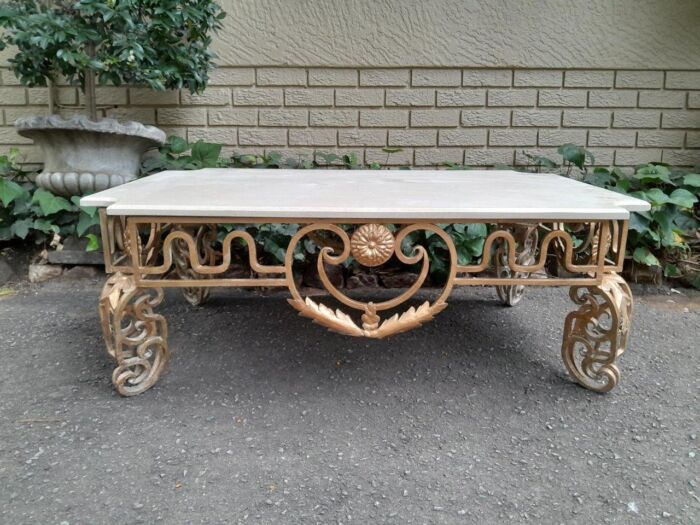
[98,214,633,396]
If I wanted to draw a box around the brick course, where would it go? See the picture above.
[538,90,586,107]
[514,70,563,87]
[412,69,461,87]
[2,66,700,167]
[564,71,614,88]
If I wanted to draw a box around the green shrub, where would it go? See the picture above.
[2,138,699,288]
[147,137,699,287]
[142,137,225,174]
[0,0,225,118]
[513,144,699,286]
[583,164,699,283]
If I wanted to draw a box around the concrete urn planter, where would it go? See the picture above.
[15,115,166,196]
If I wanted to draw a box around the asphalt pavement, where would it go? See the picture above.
[0,279,698,524]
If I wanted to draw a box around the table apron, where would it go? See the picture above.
[99,212,629,288]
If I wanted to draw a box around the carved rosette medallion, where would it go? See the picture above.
[350,224,395,267]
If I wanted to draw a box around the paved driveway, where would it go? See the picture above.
[0,280,698,524]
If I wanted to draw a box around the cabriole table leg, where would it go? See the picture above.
[99,272,169,396]
[561,273,633,393]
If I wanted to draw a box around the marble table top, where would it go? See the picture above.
[81,169,650,220]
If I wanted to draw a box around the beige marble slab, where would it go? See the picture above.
[80,169,650,220]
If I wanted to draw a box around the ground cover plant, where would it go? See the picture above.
[0,149,100,249]
[1,140,698,287]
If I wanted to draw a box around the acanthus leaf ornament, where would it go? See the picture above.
[288,296,448,339]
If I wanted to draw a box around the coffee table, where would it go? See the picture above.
[81,169,650,396]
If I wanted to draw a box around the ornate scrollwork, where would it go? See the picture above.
[457,222,614,278]
[99,272,169,396]
[96,216,638,396]
[171,225,218,306]
[561,273,632,393]
[495,223,538,306]
[286,223,456,339]
[132,226,284,278]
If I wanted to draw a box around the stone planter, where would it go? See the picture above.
[15,115,166,196]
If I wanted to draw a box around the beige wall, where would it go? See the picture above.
[216,0,700,69]
[1,0,699,167]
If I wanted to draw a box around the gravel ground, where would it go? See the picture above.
[0,278,698,524]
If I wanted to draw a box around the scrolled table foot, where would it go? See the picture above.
[99,273,169,396]
[495,224,538,306]
[496,278,525,306]
[561,273,632,393]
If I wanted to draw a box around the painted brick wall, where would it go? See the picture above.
[2,67,700,167]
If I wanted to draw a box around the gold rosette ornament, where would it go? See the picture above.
[350,224,395,267]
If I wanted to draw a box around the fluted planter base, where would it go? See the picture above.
[15,116,166,197]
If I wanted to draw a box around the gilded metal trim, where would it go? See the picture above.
[171,225,217,306]
[285,223,455,338]
[99,273,169,396]
[350,223,396,267]
[561,273,632,392]
[97,216,635,395]
[495,223,539,306]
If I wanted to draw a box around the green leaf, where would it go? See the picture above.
[262,238,286,263]
[32,218,59,234]
[77,211,100,236]
[0,178,26,206]
[71,195,98,217]
[632,246,660,267]
[277,224,299,236]
[0,226,11,241]
[10,218,32,239]
[663,264,680,278]
[169,136,190,155]
[646,228,661,244]
[455,245,472,266]
[651,209,681,247]
[584,169,615,188]
[317,153,340,165]
[644,188,670,206]
[524,153,557,169]
[465,223,487,239]
[85,233,100,252]
[682,173,700,188]
[634,164,673,185]
[235,155,256,166]
[463,237,485,257]
[557,143,593,169]
[190,141,222,167]
[616,177,632,192]
[668,188,698,208]
[628,213,650,234]
[31,188,73,215]
[674,213,699,232]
